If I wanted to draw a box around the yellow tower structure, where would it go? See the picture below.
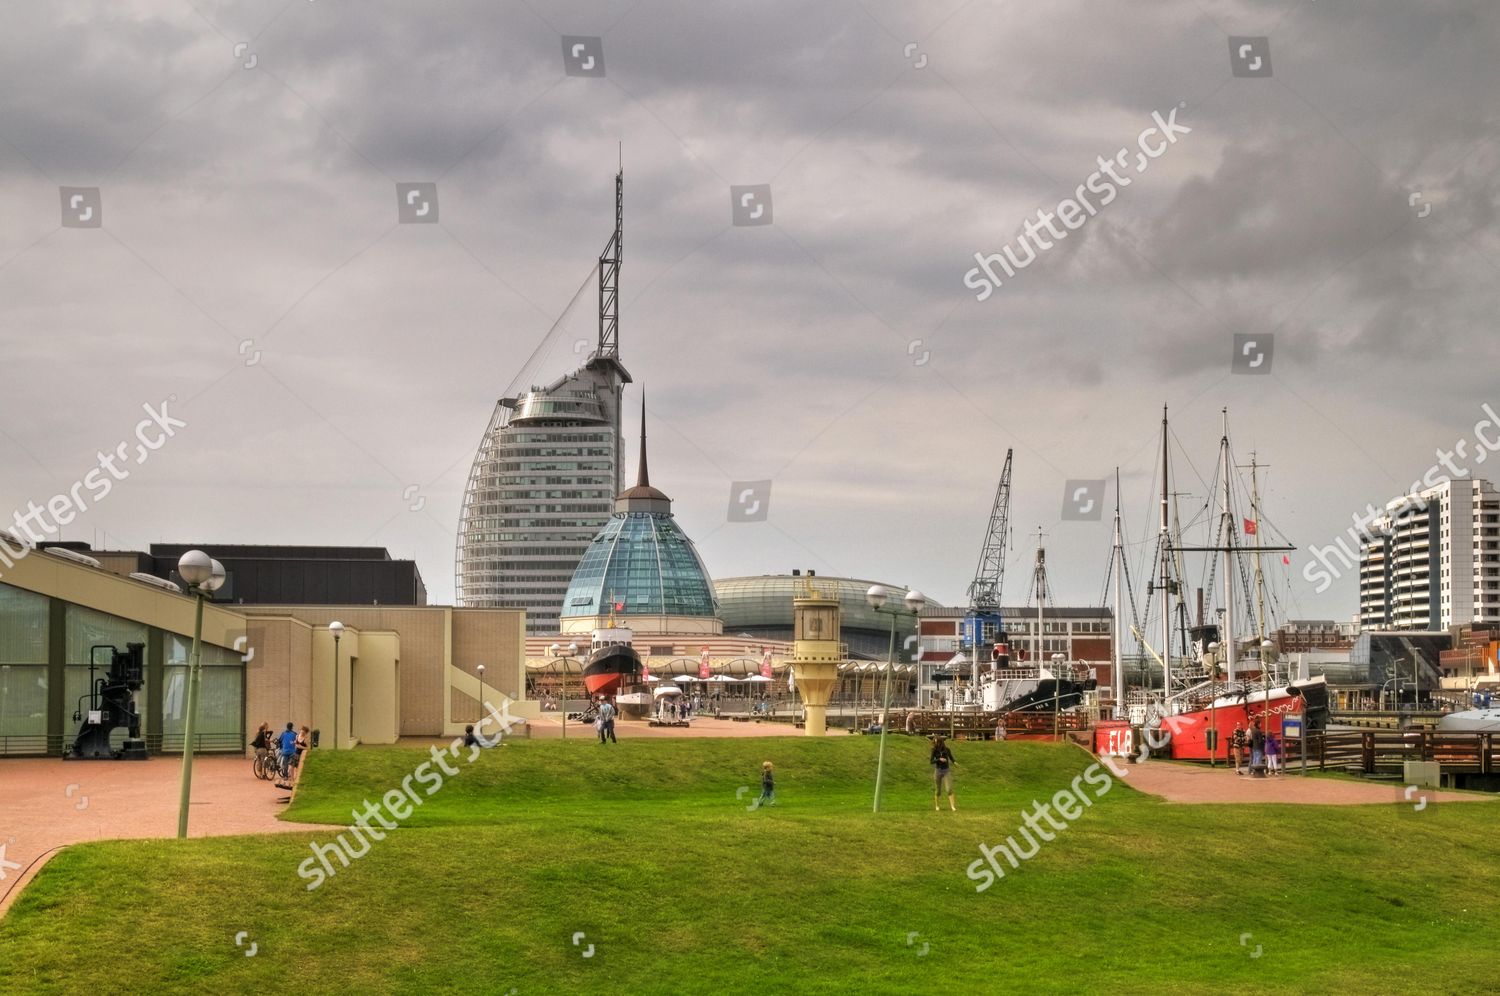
[789,577,844,736]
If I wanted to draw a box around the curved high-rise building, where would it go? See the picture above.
[456,172,630,634]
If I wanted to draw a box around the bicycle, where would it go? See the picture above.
[252,748,280,781]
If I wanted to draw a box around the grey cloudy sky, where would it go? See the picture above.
[2,0,1497,623]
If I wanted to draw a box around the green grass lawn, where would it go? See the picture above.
[2,737,1497,994]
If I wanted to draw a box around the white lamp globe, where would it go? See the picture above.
[177,550,212,587]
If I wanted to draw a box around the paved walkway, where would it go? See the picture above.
[1117,758,1495,806]
[0,756,338,917]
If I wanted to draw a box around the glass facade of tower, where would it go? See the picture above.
[456,363,626,635]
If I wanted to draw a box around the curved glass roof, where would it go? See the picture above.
[561,512,718,619]
[715,575,942,632]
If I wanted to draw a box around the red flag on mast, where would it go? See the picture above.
[1243,518,1258,535]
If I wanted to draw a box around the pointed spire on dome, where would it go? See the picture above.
[617,388,671,510]
[637,389,650,489]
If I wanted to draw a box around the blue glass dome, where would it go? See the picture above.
[560,394,717,620]
[562,512,717,618]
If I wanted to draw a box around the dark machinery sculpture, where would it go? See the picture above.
[66,642,149,760]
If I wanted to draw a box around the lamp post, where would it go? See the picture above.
[329,621,344,750]
[176,550,225,839]
[550,643,578,739]
[476,664,486,722]
[869,585,926,813]
[1208,641,1220,768]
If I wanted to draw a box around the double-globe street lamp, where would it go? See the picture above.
[868,584,926,813]
[549,642,579,739]
[176,549,225,839]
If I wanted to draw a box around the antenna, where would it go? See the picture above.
[597,166,623,358]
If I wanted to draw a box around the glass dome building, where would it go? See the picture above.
[559,399,719,635]
[715,575,942,660]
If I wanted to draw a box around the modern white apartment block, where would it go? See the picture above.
[1358,478,1500,630]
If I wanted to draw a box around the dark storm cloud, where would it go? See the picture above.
[1,0,1497,620]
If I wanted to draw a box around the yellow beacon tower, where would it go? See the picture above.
[790,576,844,736]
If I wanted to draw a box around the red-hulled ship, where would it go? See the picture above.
[1158,674,1330,761]
[1113,406,1331,759]
[581,622,642,698]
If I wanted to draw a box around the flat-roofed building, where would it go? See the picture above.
[0,546,527,757]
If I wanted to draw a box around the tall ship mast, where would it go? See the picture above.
[1130,407,1330,760]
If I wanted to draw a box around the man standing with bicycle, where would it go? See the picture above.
[274,722,298,787]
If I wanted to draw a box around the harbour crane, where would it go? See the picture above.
[962,449,1014,660]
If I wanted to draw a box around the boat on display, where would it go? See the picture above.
[1115,407,1330,760]
[1437,707,1500,733]
[975,644,1095,715]
[973,540,1097,717]
[581,622,642,699]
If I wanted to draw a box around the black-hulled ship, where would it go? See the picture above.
[582,622,642,699]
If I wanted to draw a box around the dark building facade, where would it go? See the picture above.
[64,544,429,606]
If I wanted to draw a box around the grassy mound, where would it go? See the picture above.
[2,737,1497,994]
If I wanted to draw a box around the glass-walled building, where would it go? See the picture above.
[715,575,934,660]
[1,544,531,757]
[0,575,244,757]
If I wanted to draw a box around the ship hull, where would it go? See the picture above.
[1161,677,1330,761]
[582,646,642,699]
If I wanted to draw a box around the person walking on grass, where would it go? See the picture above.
[598,697,617,744]
[756,760,776,808]
[931,735,957,811]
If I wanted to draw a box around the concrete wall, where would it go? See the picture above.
[236,604,526,738]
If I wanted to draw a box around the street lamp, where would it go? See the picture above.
[329,621,344,750]
[550,642,578,739]
[176,549,225,839]
[1207,642,1220,767]
[476,664,486,722]
[869,585,926,813]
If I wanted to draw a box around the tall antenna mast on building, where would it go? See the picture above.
[597,162,623,359]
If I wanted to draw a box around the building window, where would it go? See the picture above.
[0,583,49,749]
[161,638,244,751]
